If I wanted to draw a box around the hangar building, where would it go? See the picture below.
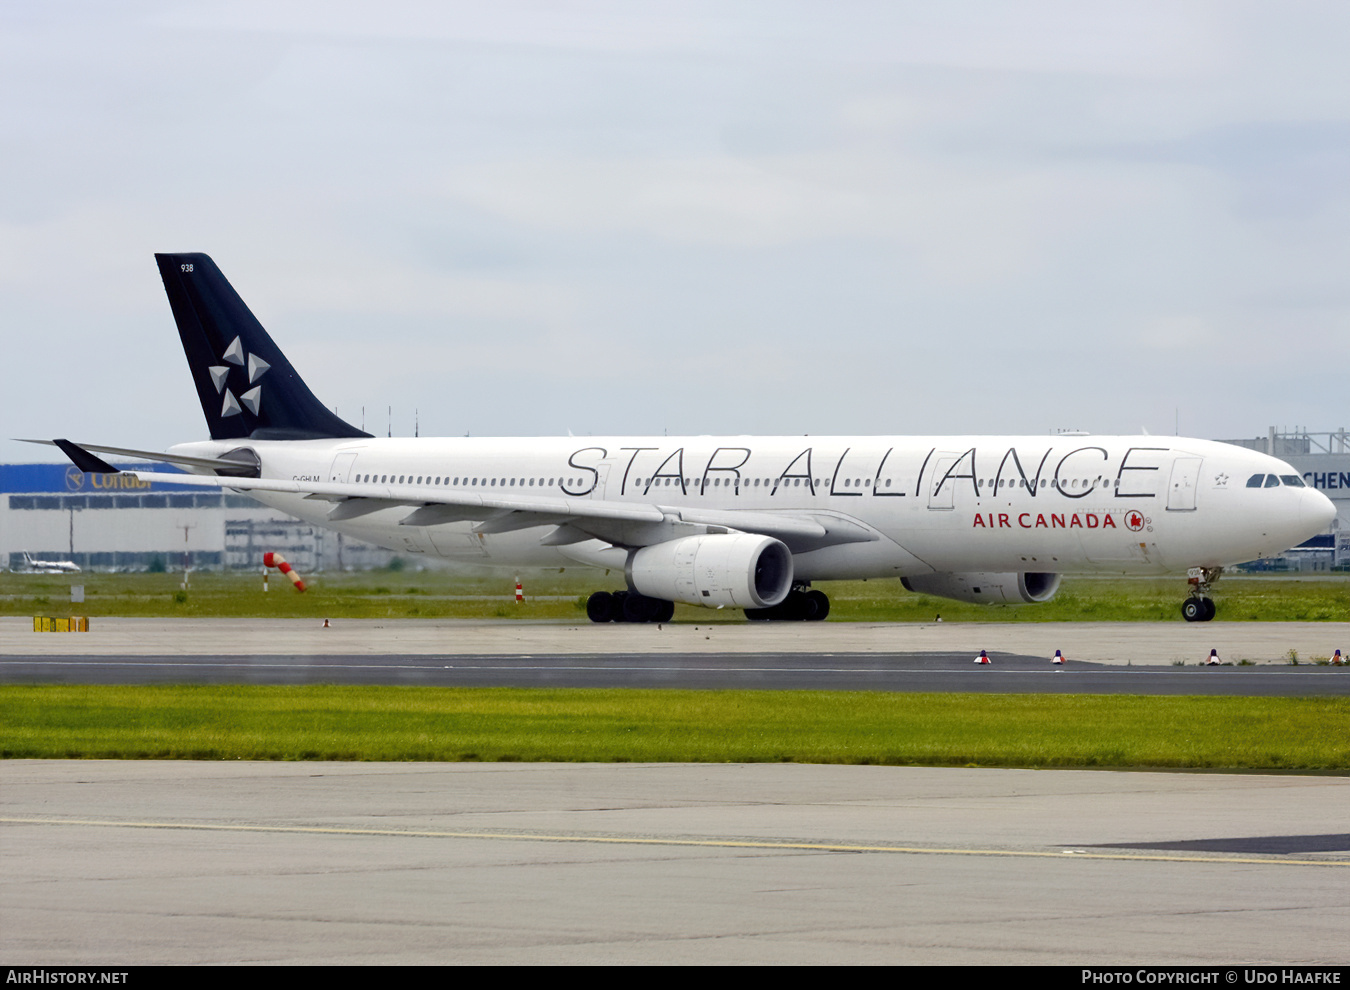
[0,463,396,573]
[1217,428,1348,569]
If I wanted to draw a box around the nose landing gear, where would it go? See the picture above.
[1181,566,1222,622]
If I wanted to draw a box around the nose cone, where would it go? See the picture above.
[1302,489,1337,533]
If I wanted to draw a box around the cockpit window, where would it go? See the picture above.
[1264,474,1280,488]
[1280,475,1305,487]
[1246,474,1265,488]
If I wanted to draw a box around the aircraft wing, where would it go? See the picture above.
[123,470,876,552]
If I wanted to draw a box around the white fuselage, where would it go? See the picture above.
[169,434,1335,582]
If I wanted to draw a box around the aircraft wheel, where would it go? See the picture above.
[805,589,830,621]
[1200,597,1216,621]
[621,592,667,623]
[586,591,615,623]
[1181,597,1207,622]
[747,591,808,621]
[795,590,822,621]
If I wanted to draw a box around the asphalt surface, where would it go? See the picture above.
[3,761,1347,965]
[5,616,1348,667]
[5,650,1350,693]
[4,618,1347,964]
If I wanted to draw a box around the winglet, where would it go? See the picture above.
[52,439,120,474]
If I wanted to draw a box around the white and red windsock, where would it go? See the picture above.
[263,552,306,592]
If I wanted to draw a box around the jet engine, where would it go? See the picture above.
[901,571,1061,605]
[628,534,793,609]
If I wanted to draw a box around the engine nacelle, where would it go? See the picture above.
[901,571,1061,605]
[628,534,793,609]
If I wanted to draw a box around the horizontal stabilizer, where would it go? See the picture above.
[16,438,259,476]
[51,439,119,475]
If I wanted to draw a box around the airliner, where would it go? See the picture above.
[32,254,1336,622]
[18,552,81,574]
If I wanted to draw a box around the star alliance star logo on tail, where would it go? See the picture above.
[207,335,270,419]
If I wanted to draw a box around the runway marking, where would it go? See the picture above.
[5,659,1345,676]
[4,817,1346,867]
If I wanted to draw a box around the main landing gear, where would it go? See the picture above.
[1181,566,1221,623]
[745,587,830,622]
[584,586,833,623]
[586,590,675,624]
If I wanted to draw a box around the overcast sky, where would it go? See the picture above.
[3,1,1348,462]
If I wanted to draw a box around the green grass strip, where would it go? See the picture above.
[4,572,1347,621]
[3,685,1347,769]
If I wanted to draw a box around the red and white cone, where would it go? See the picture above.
[1052,649,1065,664]
[515,578,524,603]
[974,650,991,664]
[1206,648,1221,665]
[322,618,331,629]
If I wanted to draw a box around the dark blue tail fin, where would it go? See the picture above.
[156,253,371,441]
